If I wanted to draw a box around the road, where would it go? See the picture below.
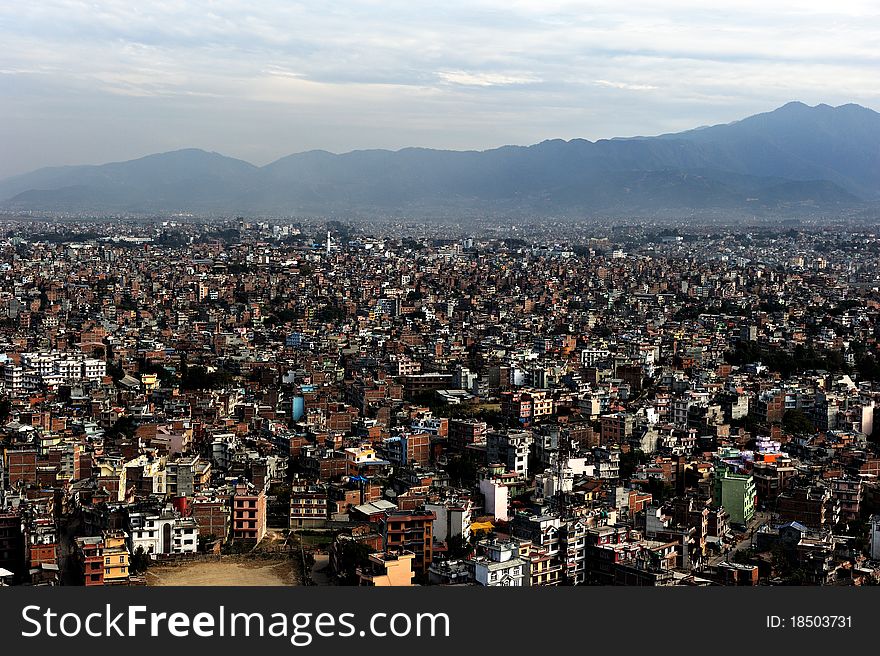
[707,510,773,566]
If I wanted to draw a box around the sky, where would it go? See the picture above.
[1,0,879,178]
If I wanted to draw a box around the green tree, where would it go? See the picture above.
[130,546,151,574]
[782,409,814,435]
[446,534,474,560]
[336,541,375,585]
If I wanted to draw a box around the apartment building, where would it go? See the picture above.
[358,550,415,586]
[382,509,436,575]
[231,483,267,543]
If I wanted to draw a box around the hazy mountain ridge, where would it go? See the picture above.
[2,102,878,216]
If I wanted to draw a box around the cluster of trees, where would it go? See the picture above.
[180,364,233,390]
[725,342,846,378]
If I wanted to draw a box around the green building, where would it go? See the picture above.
[713,469,756,525]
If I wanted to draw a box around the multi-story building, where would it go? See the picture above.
[190,494,230,540]
[290,481,329,529]
[381,510,435,575]
[470,538,526,587]
[165,455,211,497]
[6,450,38,488]
[129,507,199,558]
[487,430,533,476]
[831,477,862,523]
[448,418,487,451]
[777,485,839,531]
[0,510,24,582]
[752,457,797,503]
[381,432,431,468]
[601,412,634,445]
[74,531,131,586]
[713,470,756,525]
[74,536,106,586]
[231,483,267,543]
[511,513,590,585]
[358,550,415,586]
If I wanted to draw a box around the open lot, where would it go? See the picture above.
[146,558,300,587]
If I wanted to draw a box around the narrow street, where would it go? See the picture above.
[707,510,773,566]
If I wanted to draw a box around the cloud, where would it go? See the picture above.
[437,71,541,87]
[0,1,878,177]
[594,79,658,91]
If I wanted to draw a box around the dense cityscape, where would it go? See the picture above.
[1,215,880,587]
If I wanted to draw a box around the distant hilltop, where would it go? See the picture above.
[2,102,879,217]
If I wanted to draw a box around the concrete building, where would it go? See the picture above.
[382,510,436,575]
[870,515,880,561]
[290,480,329,529]
[713,470,756,525]
[231,483,267,544]
[358,550,415,586]
[470,538,526,587]
[487,430,533,476]
[129,507,199,558]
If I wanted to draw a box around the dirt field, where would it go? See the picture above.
[146,558,300,586]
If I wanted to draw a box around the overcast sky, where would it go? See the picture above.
[2,0,879,178]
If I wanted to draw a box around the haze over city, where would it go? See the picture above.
[2,0,880,178]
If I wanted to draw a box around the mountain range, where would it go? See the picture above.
[2,101,879,217]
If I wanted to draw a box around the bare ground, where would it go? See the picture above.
[146,558,300,587]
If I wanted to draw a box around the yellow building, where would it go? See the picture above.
[141,373,159,391]
[358,550,415,586]
[102,530,131,584]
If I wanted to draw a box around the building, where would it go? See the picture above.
[713,470,756,525]
[290,481,329,529]
[487,430,533,476]
[382,432,431,468]
[382,510,436,575]
[425,497,473,543]
[0,510,24,582]
[501,390,554,425]
[470,538,526,587]
[190,495,229,540]
[129,507,199,558]
[74,536,105,586]
[165,455,211,497]
[831,477,862,523]
[870,515,880,561]
[448,419,487,451]
[752,457,797,503]
[358,550,415,586]
[601,412,634,445]
[100,531,129,584]
[6,450,38,487]
[777,485,839,531]
[231,483,267,543]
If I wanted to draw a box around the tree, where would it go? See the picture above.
[782,409,814,435]
[445,454,480,487]
[130,546,151,574]
[336,541,375,585]
[731,548,752,565]
[106,415,138,440]
[446,534,474,560]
